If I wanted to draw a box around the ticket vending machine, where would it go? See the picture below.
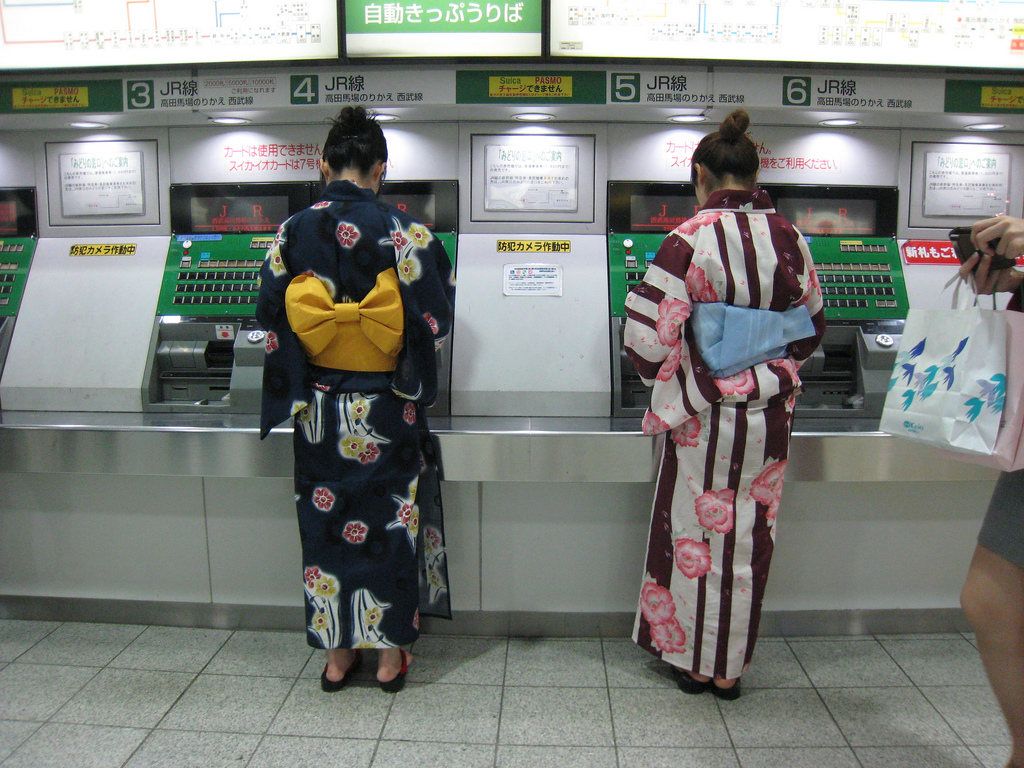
[607,182,698,418]
[0,188,37,402]
[764,185,908,424]
[142,183,313,413]
[608,182,908,426]
[378,180,458,416]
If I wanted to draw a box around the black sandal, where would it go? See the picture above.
[379,648,410,693]
[320,650,362,693]
[710,679,741,701]
[671,666,712,695]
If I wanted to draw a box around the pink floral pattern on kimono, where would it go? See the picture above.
[639,581,676,625]
[336,222,359,248]
[770,358,801,383]
[716,368,756,396]
[656,299,690,346]
[695,489,736,534]
[657,342,683,382]
[649,619,687,654]
[685,266,720,303]
[674,537,712,579]
[402,402,417,425]
[671,416,702,448]
[677,211,722,236]
[796,269,821,307]
[750,460,787,521]
[642,411,672,436]
[343,521,368,544]
[312,487,336,512]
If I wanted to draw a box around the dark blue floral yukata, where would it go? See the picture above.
[257,180,455,650]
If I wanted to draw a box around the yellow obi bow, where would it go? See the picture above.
[285,269,404,372]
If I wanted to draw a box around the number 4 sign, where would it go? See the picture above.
[290,75,320,105]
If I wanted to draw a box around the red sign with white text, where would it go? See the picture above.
[902,239,1023,267]
[901,240,959,265]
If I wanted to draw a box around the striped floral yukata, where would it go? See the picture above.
[624,188,825,680]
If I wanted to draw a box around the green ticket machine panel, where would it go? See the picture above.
[143,183,314,413]
[607,182,699,417]
[0,187,38,403]
[766,185,905,423]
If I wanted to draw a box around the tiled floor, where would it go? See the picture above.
[0,619,1012,768]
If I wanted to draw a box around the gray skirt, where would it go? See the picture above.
[978,468,1024,569]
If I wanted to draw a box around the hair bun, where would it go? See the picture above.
[334,105,370,134]
[719,109,750,142]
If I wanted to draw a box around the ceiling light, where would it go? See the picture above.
[966,122,1005,131]
[818,118,860,127]
[668,114,706,124]
[67,121,108,129]
[514,112,555,122]
[208,116,250,126]
[374,114,399,122]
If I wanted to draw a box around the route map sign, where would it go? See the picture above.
[550,0,1024,69]
[0,0,339,70]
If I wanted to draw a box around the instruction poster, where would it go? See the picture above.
[58,149,145,217]
[923,150,1009,217]
[484,142,578,212]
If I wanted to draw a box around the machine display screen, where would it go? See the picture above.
[380,193,436,229]
[629,194,701,232]
[607,182,699,234]
[188,196,291,234]
[377,181,458,234]
[169,183,313,235]
[763,185,898,238]
[0,188,37,237]
[776,197,878,236]
[0,202,17,236]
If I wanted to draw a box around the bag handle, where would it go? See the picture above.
[947,273,997,311]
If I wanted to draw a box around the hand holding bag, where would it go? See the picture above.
[879,278,1015,458]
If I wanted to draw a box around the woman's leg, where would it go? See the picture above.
[324,648,358,682]
[377,647,410,683]
[960,544,1024,768]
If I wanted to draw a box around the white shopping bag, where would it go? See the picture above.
[879,281,1007,456]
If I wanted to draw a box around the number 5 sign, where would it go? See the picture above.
[610,73,640,103]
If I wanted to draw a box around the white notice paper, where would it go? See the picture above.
[485,143,578,213]
[58,150,145,217]
[924,151,1010,218]
[503,264,563,296]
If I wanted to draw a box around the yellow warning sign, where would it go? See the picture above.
[488,76,573,99]
[12,86,89,110]
[496,240,571,253]
[980,85,1024,109]
[69,243,137,256]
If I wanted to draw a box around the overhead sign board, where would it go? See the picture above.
[549,0,1024,69]
[345,0,542,57]
[119,70,456,112]
[457,70,605,104]
[0,0,339,70]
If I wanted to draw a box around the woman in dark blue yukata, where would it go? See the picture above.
[257,105,455,693]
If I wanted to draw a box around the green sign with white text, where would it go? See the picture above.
[345,0,540,34]
[345,0,542,56]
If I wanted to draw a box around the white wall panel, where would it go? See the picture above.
[0,473,210,602]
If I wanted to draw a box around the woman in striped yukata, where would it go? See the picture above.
[624,110,825,699]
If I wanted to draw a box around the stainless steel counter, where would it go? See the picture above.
[0,412,999,482]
